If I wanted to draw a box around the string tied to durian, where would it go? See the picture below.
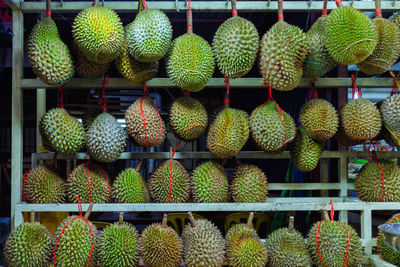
[168,141,181,203]
[141,0,148,10]
[21,168,32,202]
[100,75,109,111]
[46,0,51,17]
[231,0,238,16]
[321,0,328,15]
[377,213,400,260]
[54,197,95,267]
[57,84,65,109]
[308,78,318,100]
[389,69,399,95]
[187,0,193,33]
[366,141,386,201]
[351,73,362,99]
[224,76,230,107]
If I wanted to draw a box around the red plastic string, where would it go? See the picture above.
[224,76,230,107]
[232,0,237,16]
[22,168,32,202]
[335,0,342,6]
[141,0,148,9]
[101,75,109,112]
[321,8,328,15]
[57,84,65,108]
[368,142,385,201]
[377,213,400,258]
[351,74,362,99]
[46,0,51,16]
[390,70,398,95]
[278,14,284,20]
[185,91,190,96]
[139,96,163,146]
[187,0,193,31]
[143,81,147,97]
[168,140,181,203]
[375,8,382,17]
[53,197,95,267]
[329,199,334,220]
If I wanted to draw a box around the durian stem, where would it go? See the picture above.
[188,212,197,227]
[288,216,294,232]
[277,0,284,21]
[230,0,237,16]
[84,203,94,220]
[169,147,173,160]
[323,0,328,11]
[161,214,168,228]
[247,212,254,228]
[118,212,124,225]
[141,0,148,9]
[29,211,35,223]
[322,211,330,221]
[46,0,51,17]
[92,0,99,7]
[135,159,143,172]
[186,0,193,34]
[375,0,382,18]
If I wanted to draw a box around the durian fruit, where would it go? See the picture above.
[307,211,363,267]
[303,2,337,79]
[340,98,382,141]
[167,34,215,92]
[54,204,97,266]
[86,112,126,163]
[381,94,400,136]
[113,160,151,203]
[39,108,86,154]
[183,212,225,267]
[66,164,110,203]
[259,0,308,91]
[97,212,139,267]
[226,212,268,267]
[324,5,378,65]
[72,2,124,64]
[125,96,166,147]
[5,211,53,267]
[83,106,104,130]
[207,108,249,159]
[24,165,65,203]
[140,214,183,267]
[231,164,268,203]
[27,14,74,85]
[212,11,259,79]
[148,159,190,203]
[72,43,109,78]
[250,101,296,151]
[377,213,400,266]
[169,96,208,141]
[299,98,339,140]
[334,123,363,147]
[126,7,172,63]
[290,126,325,172]
[116,40,158,83]
[355,159,400,202]
[392,12,400,28]
[191,161,229,203]
[265,216,311,267]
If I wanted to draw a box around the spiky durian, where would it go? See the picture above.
[377,213,400,266]
[381,94,400,136]
[231,164,268,203]
[72,43,109,78]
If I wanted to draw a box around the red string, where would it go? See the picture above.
[377,213,400,258]
[141,0,148,9]
[390,70,398,95]
[187,0,192,31]
[53,197,95,267]
[368,142,385,201]
[46,0,51,16]
[168,140,181,203]
[22,168,32,202]
[57,84,65,109]
[351,74,362,99]
[143,81,147,97]
[101,75,109,112]
[335,0,342,6]
[185,91,190,96]
[278,14,284,20]
[139,96,163,146]
[232,0,237,16]
[321,8,328,15]
[329,199,334,220]
[224,76,230,107]
[375,9,382,17]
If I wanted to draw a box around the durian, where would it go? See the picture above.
[250,101,296,151]
[259,0,308,91]
[86,112,126,163]
[24,165,65,203]
[67,164,110,203]
[381,94,400,136]
[72,4,124,63]
[299,98,339,140]
[391,12,400,28]
[148,159,190,203]
[231,164,268,203]
[140,214,183,267]
[125,96,166,147]
[83,106,104,130]
[207,107,249,159]
[126,8,172,63]
[183,212,225,267]
[169,96,208,141]
[377,213,400,266]
[72,43,109,78]
[290,126,325,172]
[191,161,229,203]
[355,159,400,202]
[97,212,139,267]
[39,108,85,154]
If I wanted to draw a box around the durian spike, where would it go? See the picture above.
[288,216,294,232]
[118,212,124,225]
[277,0,284,21]
[230,0,237,16]
[161,214,168,228]
[247,212,254,228]
[91,0,99,7]
[375,0,382,18]
[84,203,94,220]
[186,0,193,34]
[135,159,144,172]
[187,212,197,227]
[29,210,35,223]
[322,211,330,221]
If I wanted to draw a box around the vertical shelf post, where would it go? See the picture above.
[339,154,348,222]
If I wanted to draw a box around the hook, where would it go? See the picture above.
[175,0,180,12]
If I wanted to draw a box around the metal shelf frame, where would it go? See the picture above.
[7,0,400,261]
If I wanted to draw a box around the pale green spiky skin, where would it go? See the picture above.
[324,6,378,65]
[167,33,215,92]
[358,18,400,75]
[307,220,363,267]
[27,16,74,85]
[231,164,268,203]
[4,222,53,267]
[340,98,382,141]
[72,43,110,78]
[229,236,268,267]
[169,96,208,141]
[126,9,172,63]
[39,108,85,154]
[148,160,190,203]
[377,214,400,266]
[54,216,97,267]
[72,6,124,64]
[265,228,311,267]
[191,161,229,203]
[212,16,259,79]
[207,108,249,159]
[140,223,183,267]
[290,126,325,172]
[183,218,225,267]
[113,168,151,203]
[250,101,296,151]
[67,164,110,203]
[24,165,65,203]
[299,98,339,140]
[259,20,308,91]
[392,12,400,28]
[355,159,400,202]
[304,15,337,79]
[87,112,126,163]
[97,221,139,267]
[381,94,400,135]
[226,223,258,246]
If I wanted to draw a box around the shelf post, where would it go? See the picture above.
[36,88,45,152]
[361,208,372,255]
[339,154,348,222]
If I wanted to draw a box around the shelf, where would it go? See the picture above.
[21,77,397,89]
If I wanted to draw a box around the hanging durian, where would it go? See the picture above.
[377,213,400,266]
[381,93,400,137]
[72,43,109,78]
[231,164,268,203]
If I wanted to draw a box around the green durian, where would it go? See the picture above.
[72,43,109,78]
[377,213,400,266]
[381,94,400,135]
[231,164,268,203]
